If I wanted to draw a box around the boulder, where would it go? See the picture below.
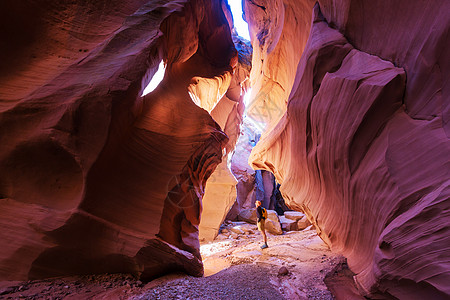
[237,208,257,224]
[265,210,283,235]
[279,216,298,231]
[284,211,306,221]
[278,266,289,276]
[247,2,450,298]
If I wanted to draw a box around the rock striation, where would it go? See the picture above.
[248,1,449,299]
[0,0,237,281]
[243,0,316,127]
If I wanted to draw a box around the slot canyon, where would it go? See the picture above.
[0,0,449,299]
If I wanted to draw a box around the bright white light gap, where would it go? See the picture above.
[142,60,166,96]
[227,0,250,40]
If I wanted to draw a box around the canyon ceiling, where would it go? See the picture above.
[0,0,449,299]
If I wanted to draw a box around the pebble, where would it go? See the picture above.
[278,266,289,276]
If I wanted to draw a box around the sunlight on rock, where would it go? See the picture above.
[200,240,234,257]
[242,88,265,134]
[243,87,252,107]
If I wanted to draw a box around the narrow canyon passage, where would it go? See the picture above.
[0,0,449,299]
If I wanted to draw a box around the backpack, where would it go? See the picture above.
[261,207,268,219]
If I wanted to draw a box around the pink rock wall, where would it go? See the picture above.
[0,0,237,281]
[248,2,449,299]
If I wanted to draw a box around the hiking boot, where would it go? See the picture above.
[260,243,268,249]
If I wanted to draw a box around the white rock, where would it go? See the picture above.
[284,211,305,221]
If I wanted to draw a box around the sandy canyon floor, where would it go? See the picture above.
[0,223,352,299]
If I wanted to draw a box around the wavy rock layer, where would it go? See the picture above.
[249,2,449,299]
[0,0,237,281]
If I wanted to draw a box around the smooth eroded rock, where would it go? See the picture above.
[248,2,449,298]
[0,0,237,281]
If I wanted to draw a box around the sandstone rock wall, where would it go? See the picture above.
[198,33,251,241]
[248,2,449,298]
[0,0,237,281]
[243,0,316,127]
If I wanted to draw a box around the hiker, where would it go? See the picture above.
[255,200,268,249]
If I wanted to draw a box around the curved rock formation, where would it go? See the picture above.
[1,0,449,298]
[243,0,316,127]
[226,119,260,220]
[248,1,450,299]
[0,0,237,281]
[198,35,250,241]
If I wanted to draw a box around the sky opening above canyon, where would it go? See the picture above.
[142,60,165,96]
[228,0,250,40]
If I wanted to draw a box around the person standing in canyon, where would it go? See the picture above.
[255,200,268,249]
